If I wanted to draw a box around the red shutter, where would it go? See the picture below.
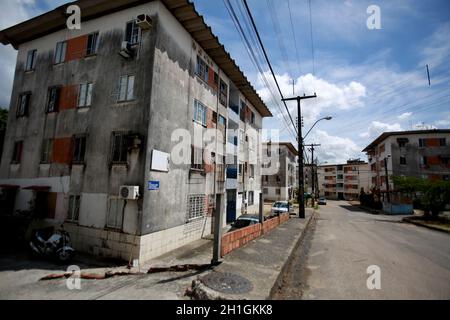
[52,138,73,164]
[66,35,88,61]
[59,85,79,110]
[206,108,215,129]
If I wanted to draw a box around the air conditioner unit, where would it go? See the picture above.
[119,186,140,200]
[137,14,153,30]
[119,41,134,59]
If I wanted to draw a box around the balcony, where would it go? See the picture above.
[226,142,238,155]
[226,178,238,190]
[228,106,240,125]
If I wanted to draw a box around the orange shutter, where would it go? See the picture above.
[66,35,88,61]
[206,108,215,129]
[426,138,440,147]
[428,156,440,165]
[59,85,79,110]
[52,138,73,164]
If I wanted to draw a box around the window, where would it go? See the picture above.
[218,115,226,126]
[107,198,125,229]
[219,79,228,106]
[73,136,87,164]
[239,101,246,122]
[251,111,255,124]
[420,156,428,166]
[193,100,207,126]
[400,156,407,165]
[25,49,37,71]
[46,87,60,113]
[439,138,446,147]
[67,195,80,222]
[12,141,23,163]
[419,138,426,148]
[111,133,129,164]
[125,20,140,44]
[276,188,281,195]
[54,41,67,64]
[263,188,268,194]
[118,75,135,102]
[41,139,53,163]
[248,191,254,206]
[196,55,209,82]
[249,164,255,178]
[187,194,205,221]
[78,83,93,107]
[17,93,30,117]
[264,175,268,182]
[86,32,99,55]
[191,146,204,170]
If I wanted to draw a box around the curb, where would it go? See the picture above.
[402,218,450,234]
[269,210,316,299]
[189,211,317,300]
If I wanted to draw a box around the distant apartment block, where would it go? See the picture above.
[317,159,370,200]
[362,130,450,193]
[261,142,298,201]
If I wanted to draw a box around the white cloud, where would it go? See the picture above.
[419,22,450,69]
[257,72,366,126]
[360,121,402,139]
[398,112,412,120]
[308,129,365,164]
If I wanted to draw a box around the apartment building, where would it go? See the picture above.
[362,130,450,192]
[261,142,298,202]
[317,159,370,200]
[0,0,271,262]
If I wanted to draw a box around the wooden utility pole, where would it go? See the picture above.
[305,143,321,206]
[282,94,317,219]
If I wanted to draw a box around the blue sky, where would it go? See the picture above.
[1,0,449,164]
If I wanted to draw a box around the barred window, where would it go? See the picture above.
[187,194,205,221]
[67,195,80,222]
[107,198,125,229]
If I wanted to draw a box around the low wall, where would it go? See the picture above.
[383,202,414,215]
[221,213,290,257]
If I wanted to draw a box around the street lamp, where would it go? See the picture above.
[303,116,333,141]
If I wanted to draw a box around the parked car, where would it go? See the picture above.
[271,201,291,215]
[318,197,327,205]
[230,214,261,231]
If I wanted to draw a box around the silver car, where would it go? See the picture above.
[271,201,291,215]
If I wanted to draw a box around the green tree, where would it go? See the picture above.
[392,176,450,218]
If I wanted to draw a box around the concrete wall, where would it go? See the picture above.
[0,0,267,262]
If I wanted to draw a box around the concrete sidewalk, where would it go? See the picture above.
[0,210,314,300]
[190,209,315,300]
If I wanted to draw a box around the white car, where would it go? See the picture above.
[271,201,291,215]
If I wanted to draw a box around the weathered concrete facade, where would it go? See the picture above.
[362,130,450,192]
[0,0,271,262]
[317,160,370,201]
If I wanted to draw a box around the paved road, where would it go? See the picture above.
[275,200,450,299]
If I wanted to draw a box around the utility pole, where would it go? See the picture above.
[305,143,321,207]
[384,157,390,203]
[282,94,317,219]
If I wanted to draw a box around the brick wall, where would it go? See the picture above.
[221,213,290,257]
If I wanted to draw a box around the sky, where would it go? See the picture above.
[1,0,449,164]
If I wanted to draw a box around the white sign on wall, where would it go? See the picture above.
[151,150,170,172]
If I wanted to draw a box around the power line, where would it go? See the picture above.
[223,0,297,140]
[242,0,298,135]
[287,0,305,93]
[308,0,316,78]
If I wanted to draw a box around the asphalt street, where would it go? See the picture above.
[275,200,450,300]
